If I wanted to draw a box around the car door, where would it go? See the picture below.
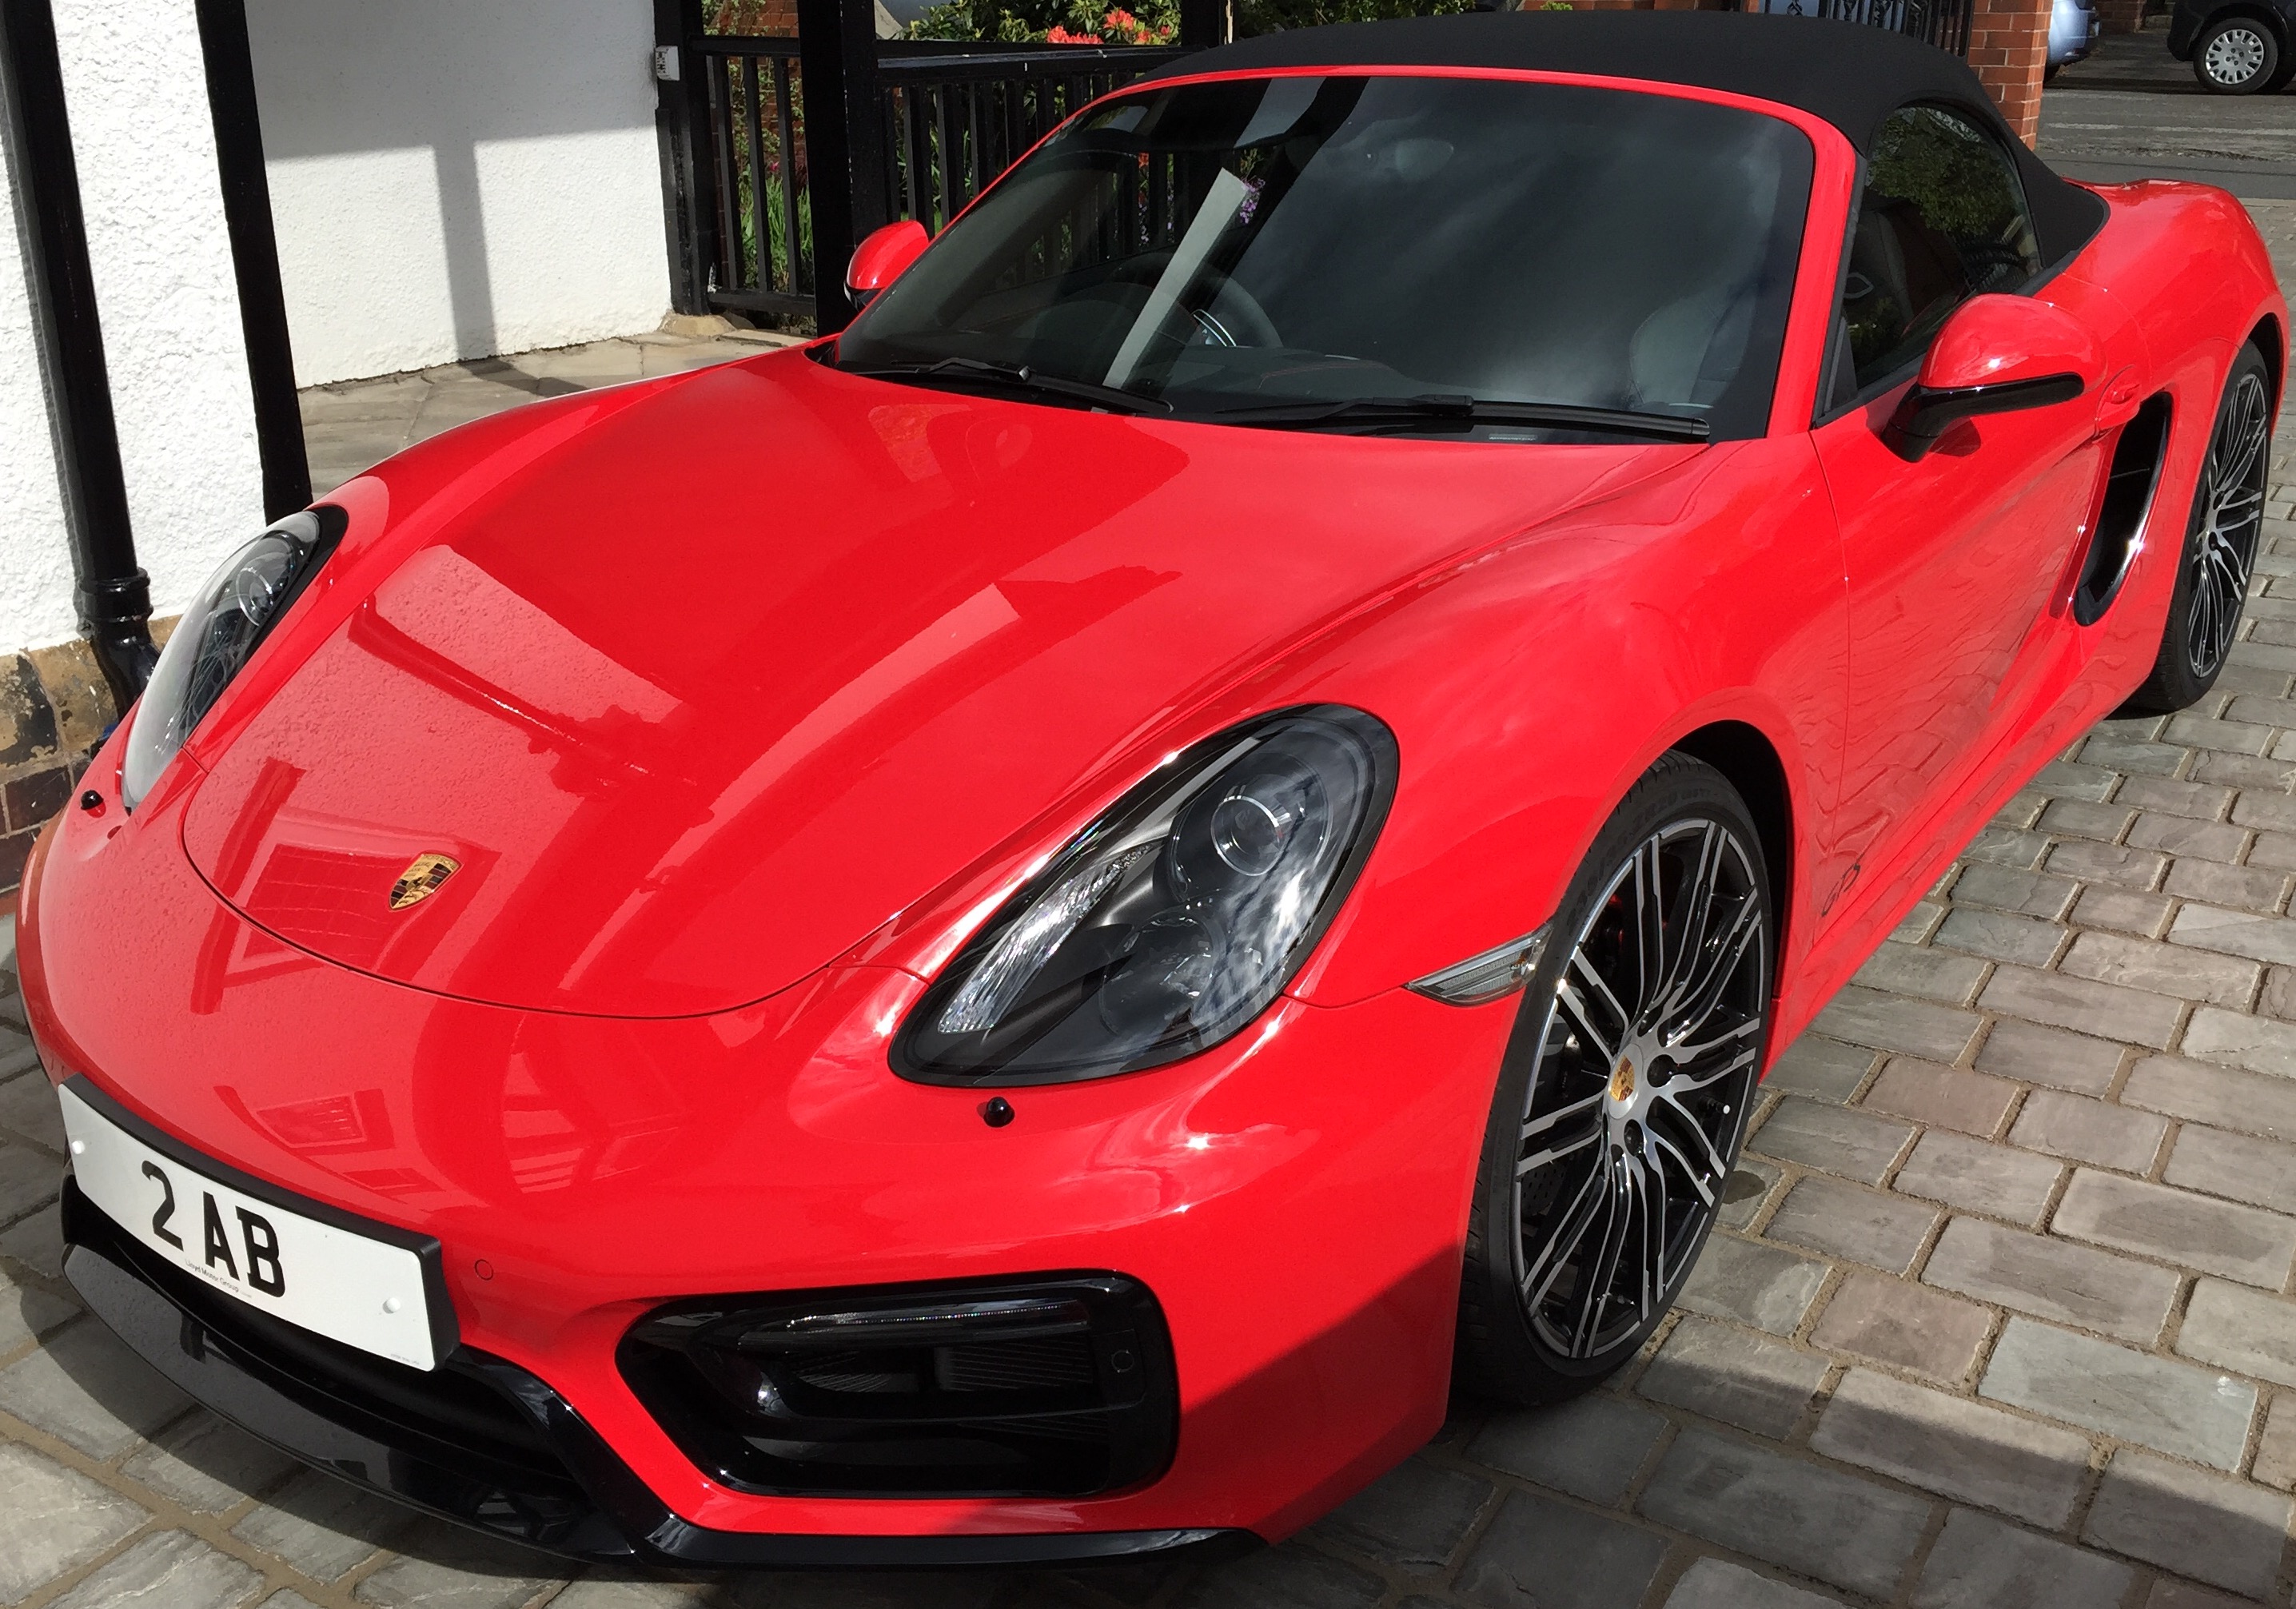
[1813,104,2111,918]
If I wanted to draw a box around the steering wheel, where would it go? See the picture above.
[1190,277,1282,348]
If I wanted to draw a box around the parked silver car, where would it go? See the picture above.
[2048,0,2101,78]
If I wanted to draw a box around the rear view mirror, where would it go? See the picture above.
[847,221,930,307]
[1887,293,2104,461]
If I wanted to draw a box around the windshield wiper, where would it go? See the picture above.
[1206,392,1710,443]
[839,356,1173,416]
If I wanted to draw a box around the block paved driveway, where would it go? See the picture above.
[15,234,2296,1609]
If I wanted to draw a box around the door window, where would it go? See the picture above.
[1824,105,2043,410]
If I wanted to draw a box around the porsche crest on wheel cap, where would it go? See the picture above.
[389,854,460,910]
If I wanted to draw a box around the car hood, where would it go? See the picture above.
[184,350,1678,1017]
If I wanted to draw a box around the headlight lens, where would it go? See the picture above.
[120,511,329,810]
[895,706,1396,1085]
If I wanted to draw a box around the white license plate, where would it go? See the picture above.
[60,1082,443,1370]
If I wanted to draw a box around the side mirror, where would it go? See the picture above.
[847,221,929,307]
[1886,293,2104,461]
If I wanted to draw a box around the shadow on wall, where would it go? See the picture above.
[242,0,671,384]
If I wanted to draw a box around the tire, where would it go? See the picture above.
[2045,61,2063,84]
[2194,15,2279,92]
[2124,344,2273,713]
[1454,752,1773,1405]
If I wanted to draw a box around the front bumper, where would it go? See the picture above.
[61,1179,1244,1567]
[22,736,1521,1550]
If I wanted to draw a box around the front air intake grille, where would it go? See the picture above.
[617,1272,1178,1499]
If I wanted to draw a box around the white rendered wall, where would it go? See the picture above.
[247,1,673,387]
[0,133,74,649]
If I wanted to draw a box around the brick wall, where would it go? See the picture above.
[1967,0,2052,141]
[2095,0,2146,32]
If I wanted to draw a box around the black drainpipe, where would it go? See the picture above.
[0,0,155,710]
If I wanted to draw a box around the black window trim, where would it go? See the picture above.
[1810,99,2063,431]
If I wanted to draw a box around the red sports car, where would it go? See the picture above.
[21,10,2284,1567]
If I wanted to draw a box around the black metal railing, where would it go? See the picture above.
[686,35,1183,321]
[1739,0,1972,58]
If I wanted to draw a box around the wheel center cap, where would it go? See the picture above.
[1610,1057,1637,1105]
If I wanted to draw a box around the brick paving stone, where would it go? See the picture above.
[1717,1157,1781,1232]
[1892,1131,2061,1227]
[2071,884,2178,938]
[2235,788,2296,833]
[1637,1318,1829,1438]
[1965,826,2050,869]
[1453,1489,1667,1609]
[1975,1018,2124,1095]
[1314,1456,1491,1572]
[2118,776,2234,820]
[2191,750,2296,791]
[2078,734,2186,777]
[1925,1218,2178,1343]
[119,1410,299,1514]
[2082,1450,2294,1600]
[1804,987,1983,1064]
[1467,1394,1666,1504]
[2044,839,2169,889]
[0,1138,57,1225]
[1808,1271,1994,1384]
[1660,1558,1841,1608]
[2176,1278,2296,1388]
[1676,1235,1828,1336]
[1810,1367,2091,1527]
[1931,906,2064,966]
[1908,1508,2135,1609]
[2181,1003,2296,1077]
[2166,711,2276,755]
[351,1521,572,1608]
[1891,899,1947,943]
[2056,1169,2296,1287]
[0,1072,64,1154]
[2255,1393,2296,1491]
[2035,759,2123,801]
[2261,962,2296,1020]
[2122,1054,2296,1141]
[0,1264,77,1352]
[1979,966,2184,1050]
[2039,798,2135,842]
[2008,1090,2169,1173]
[2127,812,2248,859]
[1637,1427,1931,1598]
[1980,1317,2255,1470]
[2060,930,2262,1010]
[231,1468,407,1582]
[1763,1175,1937,1274]
[1947,863,2080,919]
[1861,1059,2018,1137]
[1850,944,1989,1007]
[50,1529,264,1609]
[0,1201,61,1277]
[2143,1583,2270,1609]
[2249,830,2296,870]
[1762,1037,1876,1105]
[2166,1124,2296,1213]
[1748,1098,1914,1185]
[0,1317,191,1458]
[2166,855,2292,913]
[2170,901,2296,966]
[0,1440,149,1603]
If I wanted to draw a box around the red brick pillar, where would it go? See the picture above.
[2095,0,2146,33]
[1966,0,2052,143]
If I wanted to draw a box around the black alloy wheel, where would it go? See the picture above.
[2128,344,2273,712]
[1455,753,1772,1402]
[2195,15,2280,93]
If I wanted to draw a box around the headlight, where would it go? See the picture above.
[895,706,1397,1085]
[120,510,332,810]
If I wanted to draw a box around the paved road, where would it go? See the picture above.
[2043,30,2296,198]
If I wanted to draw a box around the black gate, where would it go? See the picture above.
[1739,0,1973,58]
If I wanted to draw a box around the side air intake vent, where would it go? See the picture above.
[617,1272,1177,1499]
[2075,393,2173,627]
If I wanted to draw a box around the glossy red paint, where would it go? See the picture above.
[1915,291,2106,393]
[18,59,2287,1558]
[846,219,930,298]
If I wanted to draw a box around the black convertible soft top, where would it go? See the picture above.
[1143,11,2107,267]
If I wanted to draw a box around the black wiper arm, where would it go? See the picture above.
[1208,392,1709,442]
[840,356,1173,416]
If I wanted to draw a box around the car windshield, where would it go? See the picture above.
[832,73,1813,443]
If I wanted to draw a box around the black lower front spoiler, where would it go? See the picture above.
[60,1179,1254,1570]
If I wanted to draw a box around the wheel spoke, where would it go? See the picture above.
[1569,1155,1636,1356]
[1557,974,1621,1064]
[1631,837,1668,1021]
[1656,824,1720,1018]
[1647,1125,1717,1211]
[1666,895,1762,1045]
[1521,1147,1609,1307]
[1565,948,1632,1053]
[1667,1014,1762,1067]
[1664,1042,1760,1097]
[1648,1097,1732,1199]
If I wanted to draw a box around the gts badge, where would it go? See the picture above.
[389,854,460,910]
